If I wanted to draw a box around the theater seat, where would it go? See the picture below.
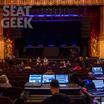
[3,87,23,100]
[70,98,87,104]
[0,87,5,95]
[0,96,13,104]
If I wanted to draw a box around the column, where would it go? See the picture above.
[0,8,5,59]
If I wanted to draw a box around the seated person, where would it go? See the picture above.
[45,70,55,74]
[59,60,66,68]
[43,57,49,66]
[88,72,96,79]
[0,75,12,88]
[69,73,81,87]
[42,79,70,104]
[36,57,41,66]
[72,62,82,71]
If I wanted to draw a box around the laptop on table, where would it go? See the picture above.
[91,80,104,95]
[92,67,104,78]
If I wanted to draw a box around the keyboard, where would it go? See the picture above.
[42,84,50,87]
[92,92,104,95]
[96,76,104,79]
[59,84,68,87]
[25,82,41,87]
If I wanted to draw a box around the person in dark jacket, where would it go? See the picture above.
[42,79,70,104]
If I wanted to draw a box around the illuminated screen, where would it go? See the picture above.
[56,74,69,84]
[92,67,103,75]
[29,74,42,83]
[92,80,104,89]
[101,97,104,104]
[42,75,55,84]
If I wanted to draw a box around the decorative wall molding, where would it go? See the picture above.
[0,0,103,6]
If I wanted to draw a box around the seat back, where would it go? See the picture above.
[0,87,5,95]
[3,87,23,100]
[0,96,13,104]
[70,98,87,104]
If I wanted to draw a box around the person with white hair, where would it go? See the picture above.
[0,75,12,88]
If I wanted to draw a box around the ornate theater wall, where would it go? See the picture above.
[98,6,104,58]
[0,8,5,59]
